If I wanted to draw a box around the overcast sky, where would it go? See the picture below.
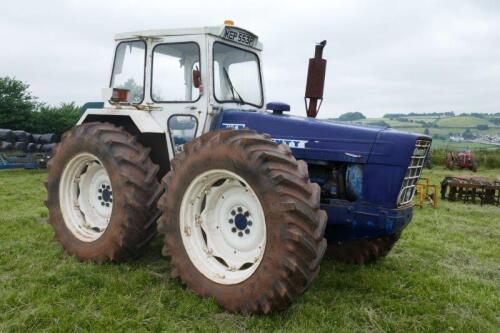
[1,0,499,118]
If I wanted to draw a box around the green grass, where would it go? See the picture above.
[435,116,494,128]
[1,169,499,332]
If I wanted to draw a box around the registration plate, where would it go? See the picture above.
[223,27,257,47]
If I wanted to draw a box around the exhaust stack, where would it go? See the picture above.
[304,40,327,118]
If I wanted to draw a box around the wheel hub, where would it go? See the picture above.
[179,169,266,285]
[231,207,252,235]
[59,153,113,242]
[99,185,113,206]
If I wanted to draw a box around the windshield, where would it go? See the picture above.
[110,41,146,103]
[213,42,263,107]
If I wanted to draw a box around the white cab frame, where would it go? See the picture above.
[78,25,266,161]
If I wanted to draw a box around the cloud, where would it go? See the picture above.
[0,0,498,117]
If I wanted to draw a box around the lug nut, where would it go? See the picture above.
[237,207,243,213]
[231,210,236,216]
[238,231,243,237]
[231,227,237,233]
[229,219,233,224]
[248,221,253,226]
[244,211,249,217]
[245,229,250,234]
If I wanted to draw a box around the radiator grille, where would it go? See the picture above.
[397,139,431,206]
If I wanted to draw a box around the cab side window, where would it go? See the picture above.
[152,43,201,102]
[168,115,198,154]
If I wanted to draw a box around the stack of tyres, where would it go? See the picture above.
[0,128,58,153]
[0,129,15,142]
[12,130,33,143]
[0,129,15,152]
[38,134,58,153]
[14,141,27,151]
[0,141,14,151]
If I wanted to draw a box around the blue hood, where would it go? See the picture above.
[218,110,425,166]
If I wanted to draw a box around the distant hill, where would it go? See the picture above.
[330,113,500,150]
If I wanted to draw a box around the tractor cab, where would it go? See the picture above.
[99,21,264,155]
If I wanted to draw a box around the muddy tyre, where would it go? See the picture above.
[45,123,160,263]
[326,233,401,264]
[158,130,327,314]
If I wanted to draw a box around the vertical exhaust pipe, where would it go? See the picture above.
[305,40,327,118]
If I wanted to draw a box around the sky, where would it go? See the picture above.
[0,0,499,118]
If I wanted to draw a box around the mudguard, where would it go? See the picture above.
[77,108,163,133]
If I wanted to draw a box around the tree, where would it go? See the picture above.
[338,111,366,121]
[29,102,82,136]
[462,128,475,140]
[0,77,38,130]
[369,120,390,127]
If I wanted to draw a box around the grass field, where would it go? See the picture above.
[1,168,499,332]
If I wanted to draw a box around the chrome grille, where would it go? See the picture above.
[397,139,431,206]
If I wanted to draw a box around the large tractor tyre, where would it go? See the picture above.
[45,123,160,263]
[157,129,327,314]
[325,233,401,264]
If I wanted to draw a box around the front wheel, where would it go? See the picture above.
[158,130,327,314]
[45,123,160,263]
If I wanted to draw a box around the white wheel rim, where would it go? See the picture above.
[180,169,267,285]
[59,153,113,242]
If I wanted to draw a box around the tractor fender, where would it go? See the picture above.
[77,108,163,133]
[77,108,170,179]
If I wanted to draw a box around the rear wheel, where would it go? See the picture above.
[326,233,401,264]
[158,130,327,314]
[45,123,160,263]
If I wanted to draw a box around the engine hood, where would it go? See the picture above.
[218,110,427,166]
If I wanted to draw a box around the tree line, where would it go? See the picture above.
[0,76,82,136]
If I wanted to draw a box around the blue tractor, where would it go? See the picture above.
[45,21,431,314]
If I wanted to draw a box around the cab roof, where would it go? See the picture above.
[114,25,263,50]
